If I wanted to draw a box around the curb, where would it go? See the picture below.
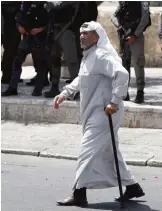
[1,148,162,168]
[1,148,39,157]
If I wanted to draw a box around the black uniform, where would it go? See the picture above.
[1,1,21,84]
[2,1,50,97]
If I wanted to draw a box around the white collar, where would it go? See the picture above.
[83,45,97,57]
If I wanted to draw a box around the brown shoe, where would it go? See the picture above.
[56,188,88,207]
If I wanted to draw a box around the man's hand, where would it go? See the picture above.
[30,28,43,35]
[18,26,27,35]
[104,103,118,115]
[53,94,65,109]
[127,35,135,45]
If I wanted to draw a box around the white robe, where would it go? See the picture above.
[61,45,136,189]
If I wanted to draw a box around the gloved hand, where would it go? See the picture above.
[126,35,136,45]
[124,28,132,39]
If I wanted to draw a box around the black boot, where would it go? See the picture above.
[19,79,23,83]
[2,87,18,96]
[134,90,144,104]
[26,76,36,86]
[115,183,145,201]
[44,84,60,98]
[123,92,130,101]
[57,188,88,206]
[32,88,42,97]
[65,79,73,84]
[26,77,49,87]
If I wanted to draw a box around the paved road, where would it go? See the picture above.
[1,154,162,211]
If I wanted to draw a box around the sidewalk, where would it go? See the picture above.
[1,67,162,129]
[1,121,162,167]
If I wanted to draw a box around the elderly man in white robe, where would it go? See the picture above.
[53,21,145,206]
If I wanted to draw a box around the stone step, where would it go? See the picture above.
[1,67,162,129]
[1,96,162,129]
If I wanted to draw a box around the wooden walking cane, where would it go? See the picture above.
[108,113,125,209]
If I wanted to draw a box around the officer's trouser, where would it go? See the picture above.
[120,33,145,91]
[9,36,49,90]
[31,49,51,80]
[1,17,21,81]
[51,28,79,87]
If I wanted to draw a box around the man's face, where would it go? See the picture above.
[80,31,99,50]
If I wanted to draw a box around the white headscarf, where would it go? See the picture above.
[80,21,122,63]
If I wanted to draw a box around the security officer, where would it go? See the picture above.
[114,1,151,103]
[1,1,21,84]
[2,1,50,97]
[44,1,80,98]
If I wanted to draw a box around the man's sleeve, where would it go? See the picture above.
[98,54,129,105]
[61,76,80,99]
[134,2,150,37]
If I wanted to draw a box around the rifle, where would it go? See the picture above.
[111,18,131,70]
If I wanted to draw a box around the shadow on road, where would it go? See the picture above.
[86,200,159,211]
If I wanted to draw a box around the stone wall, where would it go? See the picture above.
[22,6,162,68]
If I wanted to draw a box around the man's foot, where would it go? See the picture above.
[2,87,18,96]
[123,92,130,101]
[44,88,60,98]
[57,195,88,207]
[26,76,36,86]
[26,79,49,87]
[134,90,144,104]
[57,188,88,207]
[32,88,42,97]
[65,79,73,84]
[19,79,23,83]
[115,183,145,201]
